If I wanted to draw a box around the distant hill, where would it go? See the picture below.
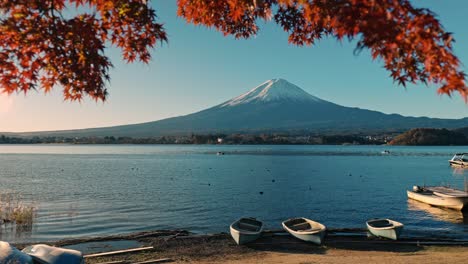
[389,128,468,145]
[8,79,468,138]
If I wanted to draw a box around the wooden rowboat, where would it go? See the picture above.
[229,217,263,245]
[282,217,326,245]
[366,218,404,240]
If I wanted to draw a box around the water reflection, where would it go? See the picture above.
[449,171,468,193]
[0,223,34,241]
[407,199,468,224]
[451,167,468,176]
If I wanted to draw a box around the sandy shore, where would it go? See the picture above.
[188,247,468,264]
[14,231,468,264]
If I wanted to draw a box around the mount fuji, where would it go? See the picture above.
[15,79,468,137]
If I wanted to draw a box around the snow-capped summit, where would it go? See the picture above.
[220,78,322,107]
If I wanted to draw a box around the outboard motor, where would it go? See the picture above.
[413,185,422,192]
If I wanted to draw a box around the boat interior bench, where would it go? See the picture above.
[369,220,393,228]
[238,222,261,232]
[290,222,312,231]
[287,219,322,232]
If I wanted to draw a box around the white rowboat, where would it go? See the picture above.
[366,219,404,240]
[282,217,326,245]
[230,218,263,245]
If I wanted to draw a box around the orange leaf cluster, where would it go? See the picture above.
[0,0,167,101]
[178,0,467,99]
[0,1,466,101]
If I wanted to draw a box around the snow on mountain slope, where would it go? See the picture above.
[219,78,323,107]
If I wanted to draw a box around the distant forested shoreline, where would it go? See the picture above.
[3,128,468,146]
[388,128,468,145]
[0,133,392,145]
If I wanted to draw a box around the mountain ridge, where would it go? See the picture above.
[7,79,468,138]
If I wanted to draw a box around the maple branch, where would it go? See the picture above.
[178,0,467,100]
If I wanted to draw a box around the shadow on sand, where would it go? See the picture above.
[16,230,467,264]
[324,234,423,253]
[247,235,327,255]
[247,233,423,254]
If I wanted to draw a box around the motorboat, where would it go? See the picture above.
[449,153,468,167]
[407,185,468,211]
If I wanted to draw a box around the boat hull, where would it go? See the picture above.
[407,190,468,211]
[449,160,468,168]
[285,229,325,245]
[229,226,262,245]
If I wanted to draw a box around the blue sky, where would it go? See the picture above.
[1,0,467,132]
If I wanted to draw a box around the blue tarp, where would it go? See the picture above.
[22,244,84,264]
[0,241,33,264]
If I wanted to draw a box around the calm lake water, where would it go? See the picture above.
[0,144,467,243]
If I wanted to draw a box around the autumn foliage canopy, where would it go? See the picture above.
[0,0,466,101]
